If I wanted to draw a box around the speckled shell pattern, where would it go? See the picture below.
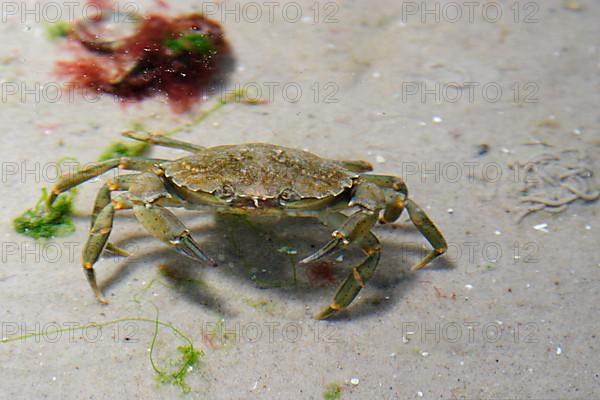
[162,143,356,200]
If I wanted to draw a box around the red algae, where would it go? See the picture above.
[56,8,230,112]
[306,261,339,287]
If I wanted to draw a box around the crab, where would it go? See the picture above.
[49,131,448,319]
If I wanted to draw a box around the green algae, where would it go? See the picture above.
[13,188,76,239]
[323,382,343,400]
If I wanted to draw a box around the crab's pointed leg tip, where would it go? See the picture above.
[314,309,332,320]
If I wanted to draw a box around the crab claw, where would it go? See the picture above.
[300,237,343,264]
[172,232,218,267]
[133,204,216,267]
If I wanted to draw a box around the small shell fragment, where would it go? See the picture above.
[533,223,549,232]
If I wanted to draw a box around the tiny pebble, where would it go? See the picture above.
[372,72,381,78]
[533,223,549,232]
[585,225,591,230]
[476,144,490,156]
[432,116,443,123]
[495,230,502,236]
[526,283,531,288]
[465,284,473,290]
[421,352,429,357]
[52,377,56,381]
[573,128,582,135]
[417,391,424,397]
[350,377,360,385]
[564,0,582,11]
[556,346,562,355]
[447,208,454,214]
[375,155,386,163]
[419,121,427,126]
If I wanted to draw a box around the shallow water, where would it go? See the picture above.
[1,1,599,398]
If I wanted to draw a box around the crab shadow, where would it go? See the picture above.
[101,212,454,320]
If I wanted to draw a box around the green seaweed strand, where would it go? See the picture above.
[97,140,149,161]
[0,315,202,393]
[148,303,201,393]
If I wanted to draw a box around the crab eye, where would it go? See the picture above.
[215,184,234,199]
[279,188,300,202]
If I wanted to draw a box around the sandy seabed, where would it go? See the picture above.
[1,1,599,399]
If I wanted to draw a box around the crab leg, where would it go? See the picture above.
[336,160,373,173]
[405,199,447,270]
[312,212,382,320]
[49,157,163,204]
[122,130,206,152]
[132,204,216,266]
[300,181,384,264]
[363,174,447,270]
[82,170,215,303]
[90,175,136,257]
[82,193,133,303]
[300,210,378,264]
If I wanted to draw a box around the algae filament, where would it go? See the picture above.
[97,140,149,161]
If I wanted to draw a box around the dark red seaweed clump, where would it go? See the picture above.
[56,11,230,112]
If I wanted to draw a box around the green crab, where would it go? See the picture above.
[49,132,447,319]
